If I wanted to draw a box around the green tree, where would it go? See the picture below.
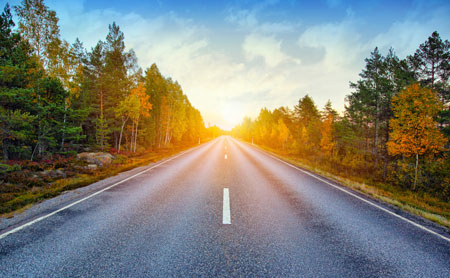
[103,22,133,150]
[144,64,167,148]
[408,31,450,138]
[294,95,320,154]
[0,4,38,160]
[408,31,450,91]
[14,0,60,71]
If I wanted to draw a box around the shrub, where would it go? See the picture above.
[112,154,128,165]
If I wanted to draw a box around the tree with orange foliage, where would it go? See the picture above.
[387,83,447,189]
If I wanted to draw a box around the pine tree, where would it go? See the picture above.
[0,4,38,160]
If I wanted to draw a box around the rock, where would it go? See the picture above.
[77,152,113,167]
[40,169,67,179]
[87,164,97,170]
[54,169,67,178]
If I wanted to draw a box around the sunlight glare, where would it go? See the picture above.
[221,102,244,130]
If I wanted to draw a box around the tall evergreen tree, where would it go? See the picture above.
[103,22,133,149]
[0,4,38,160]
[409,31,450,138]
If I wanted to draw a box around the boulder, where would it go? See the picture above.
[77,152,113,167]
[87,164,98,170]
[40,169,67,179]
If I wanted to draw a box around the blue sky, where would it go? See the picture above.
[7,0,450,129]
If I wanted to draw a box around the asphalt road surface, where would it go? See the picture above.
[1,136,449,277]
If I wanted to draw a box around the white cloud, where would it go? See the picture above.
[298,20,365,69]
[243,33,300,67]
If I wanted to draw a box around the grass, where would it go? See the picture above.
[251,143,450,229]
[0,142,207,217]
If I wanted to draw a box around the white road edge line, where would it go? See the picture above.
[0,144,204,240]
[239,139,450,243]
[223,188,231,224]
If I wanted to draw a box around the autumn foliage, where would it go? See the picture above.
[387,84,447,188]
[388,84,447,157]
[233,33,450,201]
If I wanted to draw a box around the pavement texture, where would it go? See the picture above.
[0,136,449,277]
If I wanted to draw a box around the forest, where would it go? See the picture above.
[0,1,225,212]
[232,31,450,202]
[0,1,221,160]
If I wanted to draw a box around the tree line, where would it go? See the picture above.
[232,31,450,200]
[1,0,213,161]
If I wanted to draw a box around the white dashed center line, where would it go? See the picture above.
[223,188,231,224]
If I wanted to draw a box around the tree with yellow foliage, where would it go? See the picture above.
[277,118,290,150]
[129,83,152,152]
[387,83,447,189]
[115,94,140,153]
[320,113,335,157]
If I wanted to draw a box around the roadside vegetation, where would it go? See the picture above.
[232,32,450,227]
[0,1,226,215]
[0,142,214,216]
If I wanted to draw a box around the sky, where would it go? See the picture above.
[7,0,450,130]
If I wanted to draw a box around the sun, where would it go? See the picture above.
[221,102,245,130]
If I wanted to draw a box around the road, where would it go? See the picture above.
[1,136,449,277]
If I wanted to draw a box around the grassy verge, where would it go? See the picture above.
[0,142,207,217]
[249,142,450,229]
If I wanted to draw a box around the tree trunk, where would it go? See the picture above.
[37,84,43,157]
[118,116,128,153]
[413,153,419,190]
[431,61,435,90]
[31,142,38,161]
[130,121,134,152]
[165,115,171,146]
[383,119,390,180]
[61,98,68,150]
[100,88,104,151]
[134,120,139,152]
[374,96,379,167]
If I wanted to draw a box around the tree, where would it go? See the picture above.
[84,41,109,150]
[14,0,84,156]
[115,94,140,153]
[320,113,335,157]
[321,100,338,121]
[0,4,38,160]
[14,0,60,71]
[276,118,290,150]
[294,95,321,154]
[348,48,390,166]
[129,83,151,152]
[387,84,447,189]
[103,22,133,149]
[144,64,166,148]
[408,31,450,138]
[347,47,415,174]
[408,31,450,92]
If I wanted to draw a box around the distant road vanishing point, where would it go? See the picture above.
[1,136,449,277]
